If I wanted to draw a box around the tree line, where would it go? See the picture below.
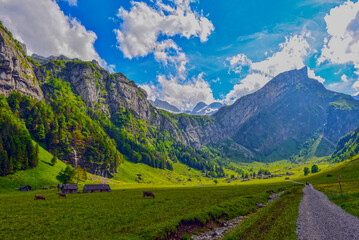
[0,96,39,176]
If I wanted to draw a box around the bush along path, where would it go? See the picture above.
[297,184,359,240]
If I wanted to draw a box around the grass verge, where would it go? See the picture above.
[224,186,303,240]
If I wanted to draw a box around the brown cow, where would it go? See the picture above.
[34,195,46,200]
[58,193,67,198]
[143,191,155,198]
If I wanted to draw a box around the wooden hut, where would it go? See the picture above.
[83,184,111,193]
[59,184,78,194]
[18,185,32,191]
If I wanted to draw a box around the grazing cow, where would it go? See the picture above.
[34,195,46,200]
[143,191,155,198]
[58,193,67,198]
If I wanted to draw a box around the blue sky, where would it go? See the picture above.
[1,0,359,110]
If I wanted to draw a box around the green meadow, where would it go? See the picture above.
[0,139,356,240]
[0,182,296,239]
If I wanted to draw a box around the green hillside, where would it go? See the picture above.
[331,125,359,162]
[0,143,66,193]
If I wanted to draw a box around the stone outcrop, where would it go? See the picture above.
[0,23,43,100]
[106,72,152,121]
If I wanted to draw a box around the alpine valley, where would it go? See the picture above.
[5,0,359,238]
[1,19,359,180]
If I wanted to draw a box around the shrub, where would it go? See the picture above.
[311,164,319,173]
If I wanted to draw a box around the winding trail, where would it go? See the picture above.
[297,184,359,240]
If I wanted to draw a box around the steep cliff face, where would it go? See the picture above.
[31,57,225,149]
[106,72,152,121]
[157,113,227,149]
[0,23,43,100]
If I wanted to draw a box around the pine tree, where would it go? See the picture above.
[33,144,39,167]
[51,155,57,166]
[0,150,8,176]
[8,156,14,175]
[51,149,58,166]
[0,137,3,151]
[36,123,45,141]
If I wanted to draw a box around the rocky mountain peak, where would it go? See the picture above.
[270,66,308,85]
[149,99,181,113]
[192,102,207,113]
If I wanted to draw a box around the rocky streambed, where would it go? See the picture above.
[191,191,283,240]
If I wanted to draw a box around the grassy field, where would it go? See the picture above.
[224,186,303,240]
[113,160,216,186]
[1,140,354,240]
[0,182,296,239]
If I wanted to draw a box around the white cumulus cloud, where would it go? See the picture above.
[114,0,214,77]
[142,73,216,111]
[318,0,359,72]
[153,40,188,79]
[0,0,113,71]
[327,74,353,93]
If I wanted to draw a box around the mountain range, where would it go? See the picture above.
[149,99,224,116]
[1,20,359,177]
[148,99,181,113]
[191,102,224,115]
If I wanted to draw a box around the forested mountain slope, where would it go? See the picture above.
[330,125,359,162]
[0,21,226,178]
[2,20,359,178]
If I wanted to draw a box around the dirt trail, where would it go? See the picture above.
[297,184,359,240]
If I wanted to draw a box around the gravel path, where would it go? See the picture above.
[297,184,359,240]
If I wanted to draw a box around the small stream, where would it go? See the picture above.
[66,135,78,167]
[191,192,284,240]
[70,145,78,167]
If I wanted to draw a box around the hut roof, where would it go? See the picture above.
[83,184,111,190]
[61,184,78,190]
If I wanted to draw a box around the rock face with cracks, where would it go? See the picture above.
[0,23,43,100]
